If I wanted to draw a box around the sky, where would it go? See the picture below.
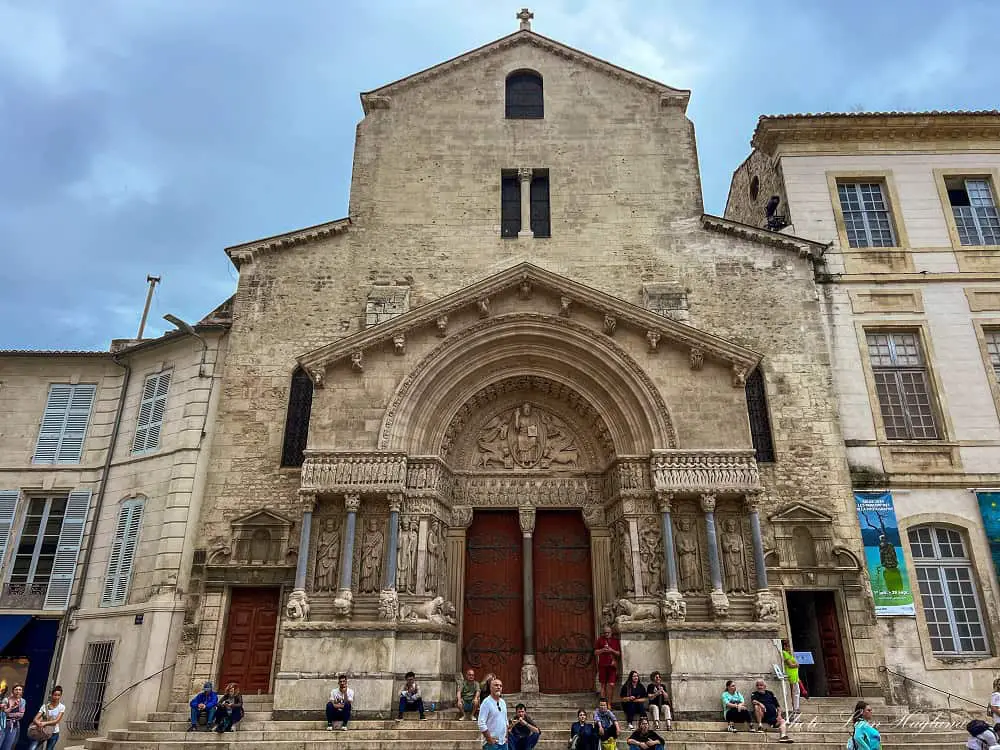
[2,0,998,350]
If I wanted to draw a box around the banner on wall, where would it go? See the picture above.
[975,491,1000,583]
[855,491,915,616]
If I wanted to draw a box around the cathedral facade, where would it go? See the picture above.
[173,16,883,713]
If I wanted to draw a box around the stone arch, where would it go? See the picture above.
[378,313,676,456]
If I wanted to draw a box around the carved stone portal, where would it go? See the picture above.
[475,403,580,470]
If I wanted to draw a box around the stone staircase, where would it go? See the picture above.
[72,693,975,750]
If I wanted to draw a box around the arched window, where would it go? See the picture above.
[907,525,988,655]
[745,368,775,462]
[281,367,313,467]
[505,71,543,119]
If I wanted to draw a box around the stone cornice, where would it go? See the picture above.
[651,448,762,495]
[752,112,1000,155]
[700,214,827,261]
[361,30,689,114]
[297,262,761,379]
[224,217,351,268]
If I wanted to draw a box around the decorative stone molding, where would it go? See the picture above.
[519,275,533,299]
[517,166,533,182]
[387,493,403,513]
[308,367,325,388]
[350,351,363,372]
[732,365,748,388]
[689,348,704,371]
[700,214,826,261]
[224,217,350,267]
[378,589,400,621]
[745,491,764,512]
[700,494,717,513]
[301,452,407,494]
[754,590,780,622]
[519,506,536,534]
[285,589,310,621]
[436,316,448,337]
[405,457,454,500]
[559,296,572,316]
[646,331,660,352]
[710,589,730,618]
[299,491,317,512]
[392,333,406,355]
[661,590,686,623]
[651,449,762,495]
[606,458,652,497]
[229,509,293,566]
[603,315,617,335]
[360,94,392,113]
[344,495,361,513]
[451,505,474,528]
[477,298,490,318]
[581,505,606,529]
[656,491,674,514]
[457,475,595,509]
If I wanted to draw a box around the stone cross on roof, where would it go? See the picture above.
[516,8,534,31]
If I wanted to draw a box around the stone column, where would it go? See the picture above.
[287,491,315,620]
[336,494,360,617]
[519,506,539,693]
[701,494,730,617]
[748,492,779,622]
[583,507,612,633]
[517,167,533,238]
[657,492,685,623]
[449,505,473,668]
[379,494,402,621]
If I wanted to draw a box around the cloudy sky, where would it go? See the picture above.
[2,0,997,350]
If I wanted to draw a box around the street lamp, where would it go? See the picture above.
[163,314,208,377]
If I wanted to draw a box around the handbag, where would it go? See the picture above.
[27,724,53,742]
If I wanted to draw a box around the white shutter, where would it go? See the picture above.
[43,489,91,610]
[32,384,96,464]
[101,500,144,607]
[132,372,170,453]
[0,491,20,570]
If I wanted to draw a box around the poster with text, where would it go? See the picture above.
[855,491,915,616]
[976,491,1000,583]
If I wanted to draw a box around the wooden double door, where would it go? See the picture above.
[219,587,280,694]
[462,510,594,693]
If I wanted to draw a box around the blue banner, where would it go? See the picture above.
[975,491,1000,584]
[855,491,915,616]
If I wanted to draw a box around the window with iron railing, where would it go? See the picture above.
[69,640,115,733]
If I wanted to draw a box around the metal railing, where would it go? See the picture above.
[0,582,47,609]
[879,665,983,710]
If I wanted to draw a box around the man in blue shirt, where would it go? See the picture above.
[478,678,509,749]
[188,681,218,732]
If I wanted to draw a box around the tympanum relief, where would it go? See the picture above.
[475,403,580,470]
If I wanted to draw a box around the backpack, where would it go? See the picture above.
[970,720,992,738]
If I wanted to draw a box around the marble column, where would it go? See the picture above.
[449,505,474,670]
[519,506,539,693]
[657,492,686,623]
[338,494,360,605]
[701,494,730,617]
[379,494,402,621]
[294,492,315,591]
[748,492,779,622]
[517,167,533,238]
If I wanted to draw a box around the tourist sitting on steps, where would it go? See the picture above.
[594,697,620,748]
[214,683,243,733]
[750,679,793,743]
[619,671,648,730]
[722,680,753,732]
[456,668,480,721]
[397,671,427,721]
[326,675,353,731]
[570,708,599,750]
[508,702,541,750]
[187,682,218,732]
[645,671,671,731]
[627,716,665,750]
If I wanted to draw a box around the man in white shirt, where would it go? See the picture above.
[478,678,508,749]
[326,675,354,731]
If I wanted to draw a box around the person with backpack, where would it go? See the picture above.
[988,677,1000,733]
[967,719,1000,750]
[849,701,880,750]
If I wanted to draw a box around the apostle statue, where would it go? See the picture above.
[359,519,384,593]
[314,517,341,592]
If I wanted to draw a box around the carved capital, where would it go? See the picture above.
[387,493,403,513]
[603,315,617,336]
[582,504,606,529]
[519,506,536,535]
[559,296,572,317]
[308,367,325,388]
[451,505,474,528]
[436,315,448,337]
[392,332,406,355]
[656,491,675,514]
[646,330,660,352]
[517,167,533,182]
[298,490,317,512]
[754,590,780,622]
[745,491,765,513]
[689,348,704,371]
[661,590,686,623]
[344,494,361,513]
[350,351,363,372]
[700,494,717,513]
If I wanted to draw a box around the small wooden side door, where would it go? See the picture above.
[219,587,280,694]
[816,591,850,696]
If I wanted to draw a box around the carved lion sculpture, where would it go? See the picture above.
[400,596,457,626]
[613,598,660,625]
[285,590,310,621]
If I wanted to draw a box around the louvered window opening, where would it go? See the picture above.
[530,174,551,238]
[281,368,313,467]
[985,329,1000,382]
[505,72,543,119]
[745,369,775,462]
[866,332,939,440]
[837,182,897,248]
[947,178,1000,246]
[500,175,521,238]
[132,371,171,454]
[69,640,114,733]
[908,526,988,655]
[101,500,144,607]
[10,495,68,591]
[33,384,97,464]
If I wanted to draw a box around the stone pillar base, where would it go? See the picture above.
[661,590,686,623]
[710,589,730,618]
[754,590,780,622]
[378,589,399,621]
[520,656,539,694]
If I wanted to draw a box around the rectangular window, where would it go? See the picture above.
[985,329,1000,383]
[530,173,551,238]
[69,640,114,732]
[10,495,68,587]
[101,499,144,607]
[837,182,897,248]
[947,177,1000,246]
[132,371,171,454]
[33,384,97,464]
[866,331,939,440]
[500,175,521,238]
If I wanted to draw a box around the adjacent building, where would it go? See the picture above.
[0,302,228,737]
[726,111,1000,706]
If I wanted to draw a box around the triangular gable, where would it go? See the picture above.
[768,502,834,524]
[231,509,293,528]
[700,215,827,261]
[361,30,690,113]
[297,261,761,376]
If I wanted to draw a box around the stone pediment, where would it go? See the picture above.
[768,503,833,524]
[231,509,293,528]
[361,30,690,113]
[297,262,762,384]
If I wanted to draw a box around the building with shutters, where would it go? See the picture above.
[0,301,228,736]
[725,112,1000,706]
